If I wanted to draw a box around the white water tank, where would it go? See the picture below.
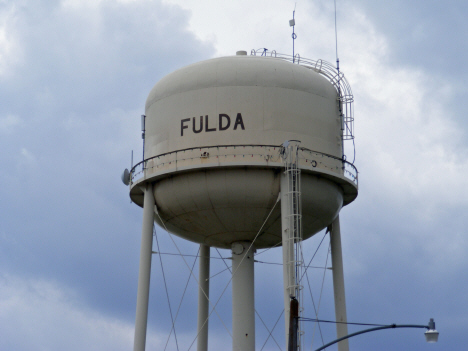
[129,53,358,249]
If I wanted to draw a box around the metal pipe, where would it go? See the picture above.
[133,183,155,351]
[197,244,210,351]
[330,215,349,351]
[231,241,255,351]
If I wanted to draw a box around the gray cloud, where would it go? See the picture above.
[0,0,214,343]
[1,0,466,350]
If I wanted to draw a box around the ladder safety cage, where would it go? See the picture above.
[281,141,305,349]
[251,49,355,143]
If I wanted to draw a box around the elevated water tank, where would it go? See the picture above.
[129,53,358,249]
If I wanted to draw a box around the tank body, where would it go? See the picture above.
[130,54,357,249]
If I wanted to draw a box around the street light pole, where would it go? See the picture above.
[312,319,438,351]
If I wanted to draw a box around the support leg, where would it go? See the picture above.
[197,244,210,351]
[231,241,255,351]
[330,215,350,351]
[133,183,155,351]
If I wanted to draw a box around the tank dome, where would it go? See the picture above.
[144,55,341,159]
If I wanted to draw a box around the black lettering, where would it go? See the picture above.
[219,114,231,130]
[233,113,245,130]
[205,115,216,132]
[181,118,190,136]
[193,116,203,133]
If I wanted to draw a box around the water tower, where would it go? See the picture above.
[125,50,358,351]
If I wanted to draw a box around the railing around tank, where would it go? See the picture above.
[250,49,354,142]
[129,144,358,187]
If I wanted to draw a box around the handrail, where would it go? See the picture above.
[250,49,355,141]
[129,144,358,186]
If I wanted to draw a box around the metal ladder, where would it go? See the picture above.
[282,140,304,350]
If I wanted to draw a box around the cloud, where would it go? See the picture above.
[331,7,468,261]
[0,0,214,327]
[0,273,222,350]
[162,0,302,57]
[0,114,22,133]
[0,3,23,78]
[0,274,136,351]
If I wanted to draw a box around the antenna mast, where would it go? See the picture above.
[333,0,346,160]
[290,4,297,62]
[334,0,339,71]
[141,114,146,162]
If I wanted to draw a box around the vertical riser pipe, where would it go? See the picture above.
[232,242,255,351]
[197,245,210,351]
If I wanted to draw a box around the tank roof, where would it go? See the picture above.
[146,55,336,111]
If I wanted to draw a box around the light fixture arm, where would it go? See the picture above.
[313,320,437,351]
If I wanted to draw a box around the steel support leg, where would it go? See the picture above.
[330,215,350,351]
[133,183,155,351]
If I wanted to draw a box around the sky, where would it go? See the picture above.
[0,0,467,350]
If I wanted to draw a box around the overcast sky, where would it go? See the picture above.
[0,0,466,350]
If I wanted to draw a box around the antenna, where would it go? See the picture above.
[141,114,146,161]
[333,0,346,161]
[334,0,339,71]
[290,3,297,62]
